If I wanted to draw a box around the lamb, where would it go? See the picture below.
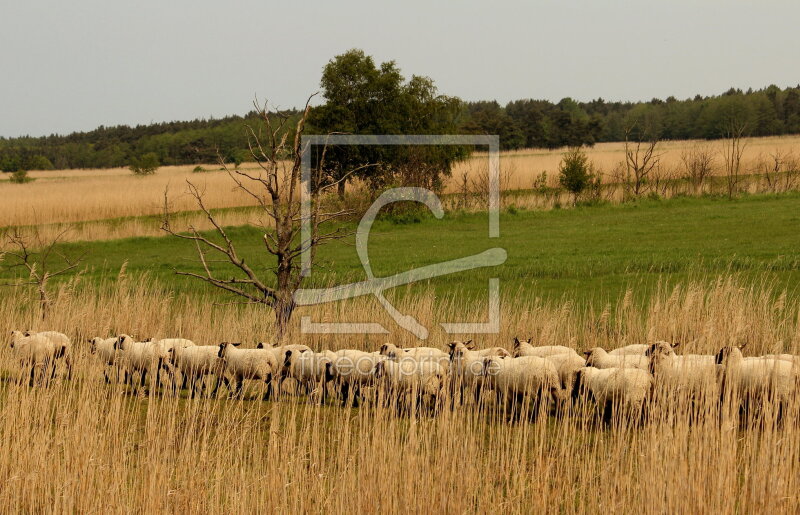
[374,358,447,407]
[10,333,60,386]
[482,355,562,415]
[571,367,653,420]
[512,338,579,359]
[89,336,122,383]
[217,342,277,400]
[645,341,717,396]
[282,348,336,404]
[446,340,508,405]
[327,350,387,406]
[583,347,649,370]
[168,345,226,398]
[24,330,72,379]
[714,345,798,413]
[114,334,170,391]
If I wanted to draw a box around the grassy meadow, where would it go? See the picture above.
[2,137,800,512]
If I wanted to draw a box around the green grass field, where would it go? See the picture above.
[4,193,800,307]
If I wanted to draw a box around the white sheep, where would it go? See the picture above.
[256,342,313,395]
[374,357,447,407]
[327,350,387,406]
[482,355,562,415]
[168,345,226,397]
[114,334,170,391]
[583,347,649,370]
[446,340,508,405]
[24,330,72,379]
[715,345,798,414]
[89,336,122,383]
[10,333,60,386]
[645,341,717,396]
[282,348,335,404]
[543,352,587,393]
[512,338,579,359]
[571,367,653,420]
[217,342,277,400]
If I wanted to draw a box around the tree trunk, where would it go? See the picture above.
[337,179,346,200]
[274,293,295,342]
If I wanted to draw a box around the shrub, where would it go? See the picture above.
[129,153,160,176]
[192,165,208,173]
[558,147,595,203]
[9,169,32,183]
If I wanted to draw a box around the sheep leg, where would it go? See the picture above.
[65,355,73,380]
[319,379,328,405]
[262,374,274,401]
[29,365,36,387]
[155,359,163,391]
[340,382,350,407]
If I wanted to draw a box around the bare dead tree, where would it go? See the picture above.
[721,119,748,200]
[624,127,661,197]
[757,149,800,194]
[161,96,361,340]
[0,228,85,320]
[680,144,715,194]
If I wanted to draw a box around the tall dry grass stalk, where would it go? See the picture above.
[1,273,800,511]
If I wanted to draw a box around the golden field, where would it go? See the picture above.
[2,135,799,244]
[1,275,799,512]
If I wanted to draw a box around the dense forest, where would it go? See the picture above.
[2,84,799,172]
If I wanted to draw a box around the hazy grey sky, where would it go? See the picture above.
[1,0,798,137]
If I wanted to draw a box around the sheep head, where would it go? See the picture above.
[10,330,26,349]
[217,341,241,358]
[447,341,472,358]
[512,337,532,356]
[115,334,135,351]
[714,345,745,366]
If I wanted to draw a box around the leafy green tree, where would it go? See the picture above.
[558,147,594,202]
[129,152,160,175]
[309,49,466,197]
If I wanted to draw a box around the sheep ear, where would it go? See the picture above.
[232,342,242,347]
[256,342,264,349]
[464,340,474,349]
[446,342,456,349]
[582,350,591,356]
[738,341,747,350]
[513,337,520,346]
[672,342,680,348]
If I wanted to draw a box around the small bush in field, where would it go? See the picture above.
[9,169,33,183]
[129,153,160,176]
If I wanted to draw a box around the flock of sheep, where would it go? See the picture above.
[8,330,800,420]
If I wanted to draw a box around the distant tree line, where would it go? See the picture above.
[2,55,799,172]
[461,85,800,150]
[0,112,296,172]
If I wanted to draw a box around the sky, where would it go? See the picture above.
[1,0,799,137]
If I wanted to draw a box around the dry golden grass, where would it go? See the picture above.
[2,274,800,511]
[453,134,800,191]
